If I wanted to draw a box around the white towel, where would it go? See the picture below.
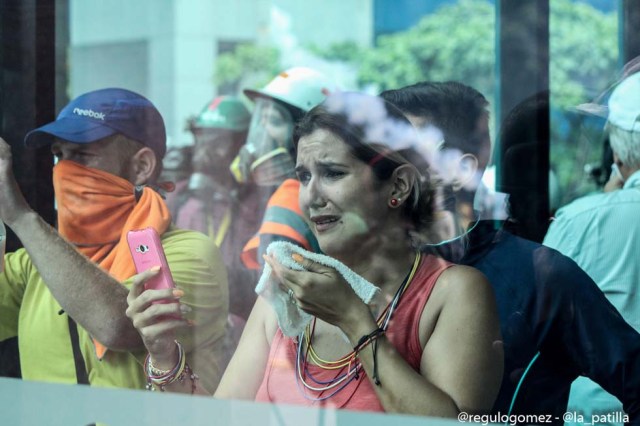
[255,241,380,337]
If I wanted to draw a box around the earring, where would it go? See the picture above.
[134,185,145,202]
[389,198,399,207]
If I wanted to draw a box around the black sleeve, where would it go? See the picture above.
[541,248,640,422]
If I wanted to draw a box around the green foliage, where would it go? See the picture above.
[548,0,617,204]
[215,0,617,110]
[343,0,615,205]
[214,44,281,92]
[550,0,618,108]
[211,0,618,205]
[316,0,616,111]
[358,0,496,101]
[308,41,363,63]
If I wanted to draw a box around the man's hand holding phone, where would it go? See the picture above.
[125,267,191,365]
[124,228,192,365]
[127,227,176,295]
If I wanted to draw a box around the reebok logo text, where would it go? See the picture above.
[73,108,106,120]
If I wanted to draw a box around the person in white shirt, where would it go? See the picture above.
[544,72,640,422]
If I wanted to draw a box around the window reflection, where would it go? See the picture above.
[3,0,640,425]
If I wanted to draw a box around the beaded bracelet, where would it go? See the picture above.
[144,341,199,393]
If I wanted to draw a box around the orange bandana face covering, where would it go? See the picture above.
[53,160,171,358]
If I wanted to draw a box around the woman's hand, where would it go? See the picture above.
[125,267,192,368]
[263,253,372,332]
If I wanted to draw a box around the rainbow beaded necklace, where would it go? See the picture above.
[294,252,422,401]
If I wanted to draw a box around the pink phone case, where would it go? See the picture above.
[127,227,176,294]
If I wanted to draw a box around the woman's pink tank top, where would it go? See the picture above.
[254,254,452,411]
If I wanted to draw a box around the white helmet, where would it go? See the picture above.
[244,67,335,118]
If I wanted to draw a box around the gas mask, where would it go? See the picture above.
[230,98,296,186]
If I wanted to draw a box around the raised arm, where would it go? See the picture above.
[0,137,142,350]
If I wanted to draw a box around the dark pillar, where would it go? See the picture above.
[621,0,640,64]
[496,0,550,243]
[1,0,57,248]
[0,0,66,379]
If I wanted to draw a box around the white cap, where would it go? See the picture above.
[608,73,640,132]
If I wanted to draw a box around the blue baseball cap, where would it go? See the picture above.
[24,88,167,159]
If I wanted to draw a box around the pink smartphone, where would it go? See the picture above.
[127,227,176,295]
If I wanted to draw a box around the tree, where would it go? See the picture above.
[310,0,496,105]
[548,0,617,204]
[550,0,618,108]
[360,0,496,98]
[315,0,617,109]
[217,0,617,110]
[346,0,616,204]
[214,0,618,204]
[214,43,281,93]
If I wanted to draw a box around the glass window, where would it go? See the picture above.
[2,1,638,424]
[549,0,619,210]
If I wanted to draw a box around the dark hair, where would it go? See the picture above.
[498,91,550,242]
[293,92,435,233]
[381,81,491,171]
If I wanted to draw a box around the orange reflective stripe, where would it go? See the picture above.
[240,179,306,270]
[241,235,261,269]
[266,179,301,212]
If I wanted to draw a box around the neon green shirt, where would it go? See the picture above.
[0,227,228,392]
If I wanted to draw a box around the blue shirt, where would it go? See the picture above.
[429,221,640,424]
[544,170,640,422]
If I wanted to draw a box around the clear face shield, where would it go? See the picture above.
[230,98,296,186]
